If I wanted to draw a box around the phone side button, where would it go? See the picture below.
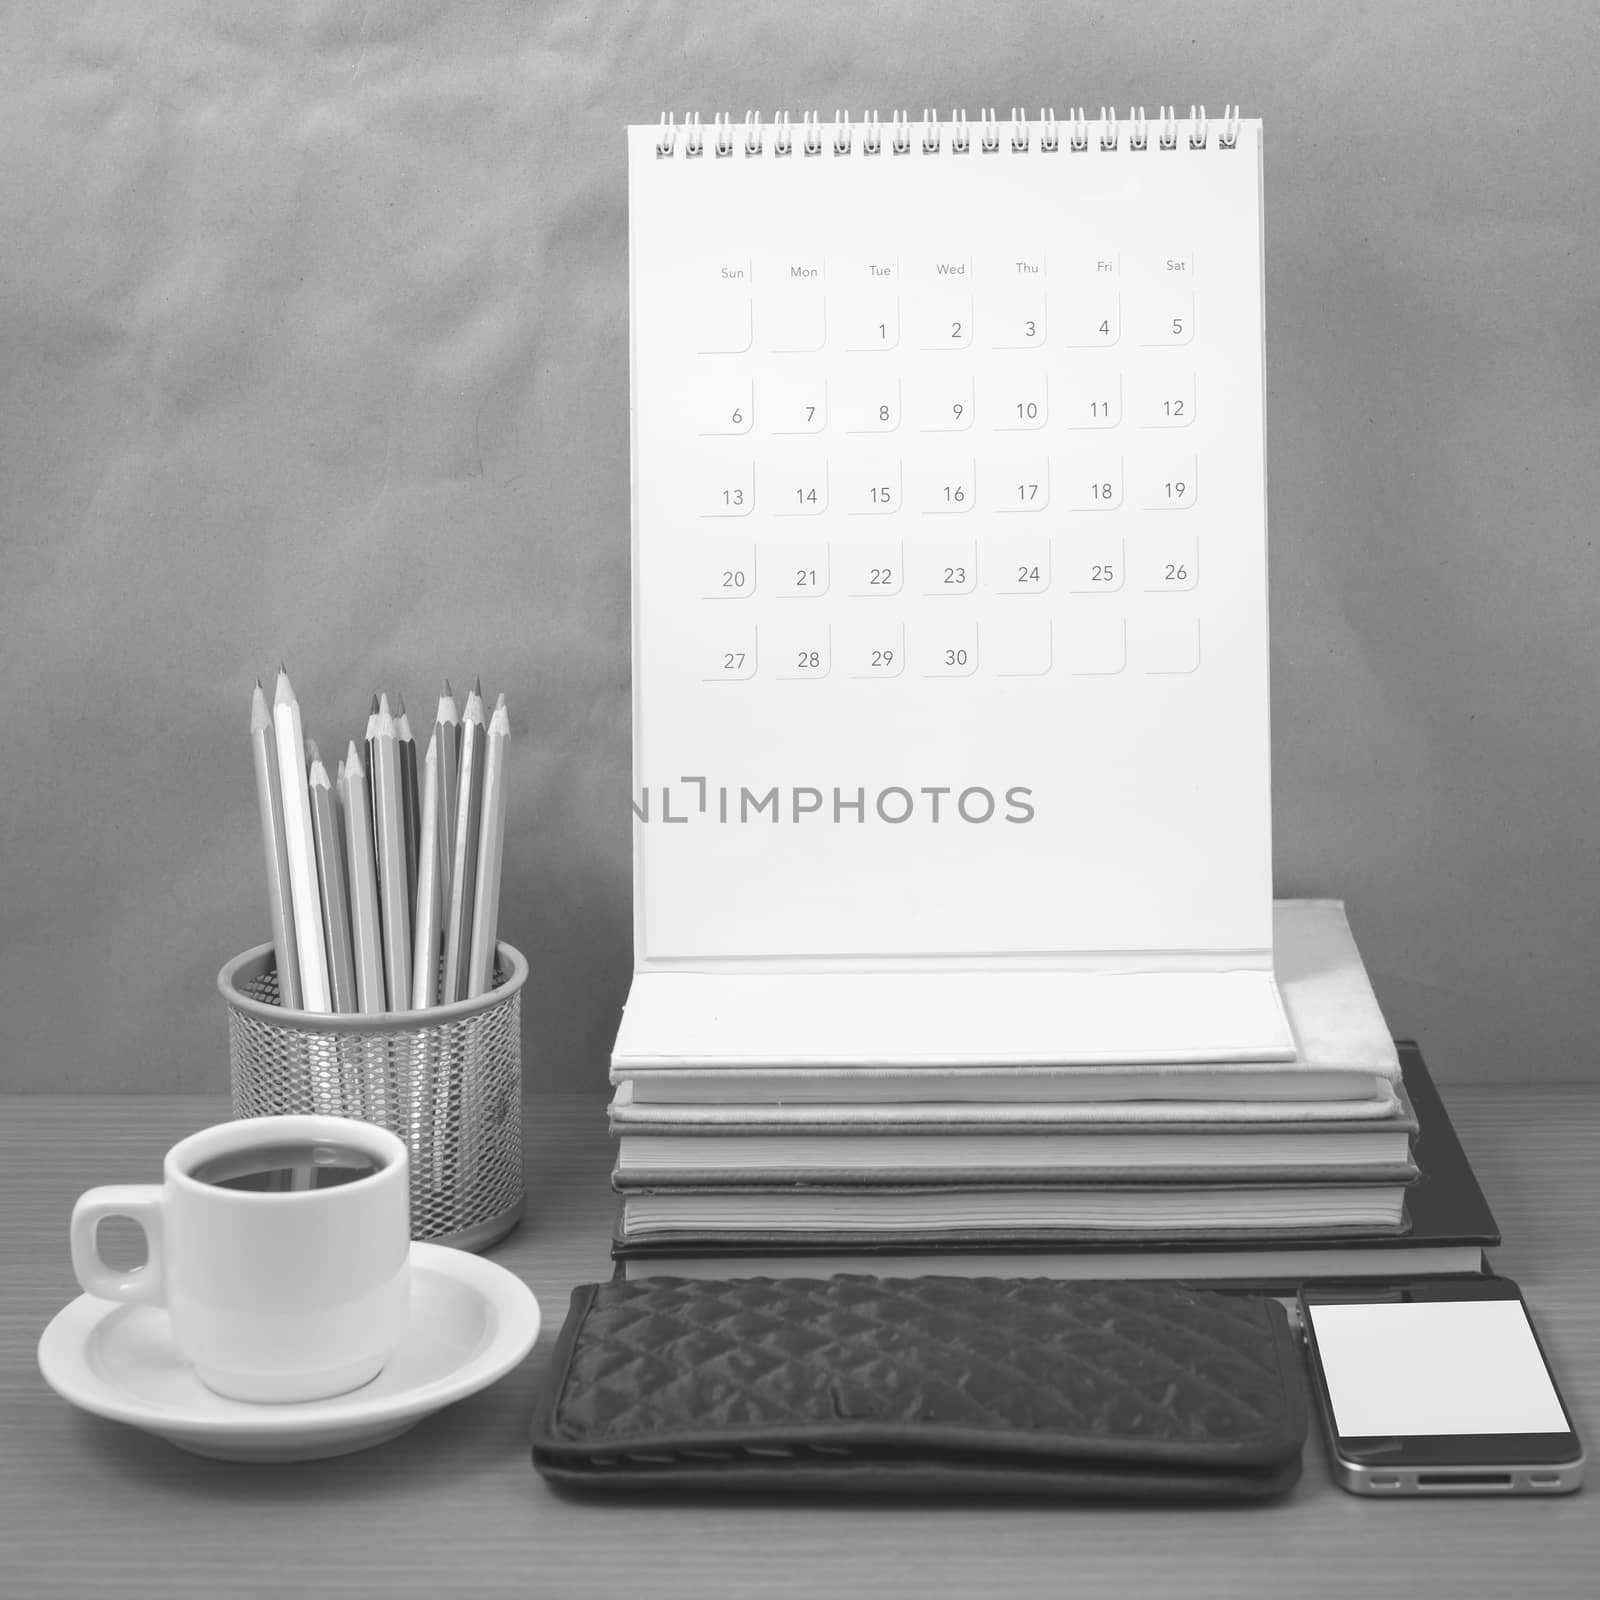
[1369,1475,1402,1489]
[1530,1473,1562,1488]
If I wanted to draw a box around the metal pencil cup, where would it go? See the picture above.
[218,943,527,1252]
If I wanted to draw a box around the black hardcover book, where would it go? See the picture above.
[1390,1039,1500,1252]
[611,1041,1499,1291]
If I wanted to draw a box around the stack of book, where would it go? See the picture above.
[607,902,1498,1288]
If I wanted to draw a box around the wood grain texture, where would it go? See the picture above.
[3,1089,1598,1600]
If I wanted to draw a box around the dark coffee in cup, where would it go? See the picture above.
[189,1140,386,1193]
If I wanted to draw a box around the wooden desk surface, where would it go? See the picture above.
[4,1088,1598,1599]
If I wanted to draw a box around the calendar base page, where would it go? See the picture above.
[629,117,1272,973]
[613,969,1294,1068]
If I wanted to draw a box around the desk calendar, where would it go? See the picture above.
[616,108,1292,1069]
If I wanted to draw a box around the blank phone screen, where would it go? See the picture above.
[1308,1299,1571,1437]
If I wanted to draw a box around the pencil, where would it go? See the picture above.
[396,694,419,938]
[365,693,380,885]
[438,679,462,781]
[467,695,510,998]
[338,744,386,1013]
[249,681,302,1009]
[273,668,330,1011]
[433,680,460,944]
[411,731,442,1008]
[372,704,412,1011]
[308,755,358,1013]
[441,681,486,1004]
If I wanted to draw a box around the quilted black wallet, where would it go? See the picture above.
[531,1276,1308,1499]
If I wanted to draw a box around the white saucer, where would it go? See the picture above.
[37,1241,540,1463]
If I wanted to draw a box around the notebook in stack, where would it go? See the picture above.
[615,108,1495,1287]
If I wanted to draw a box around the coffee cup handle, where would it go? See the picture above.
[70,1186,166,1306]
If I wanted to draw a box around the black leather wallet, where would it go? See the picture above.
[531,1275,1307,1498]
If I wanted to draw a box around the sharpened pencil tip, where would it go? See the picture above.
[378,691,392,717]
[251,682,270,730]
[274,668,295,705]
[473,676,483,696]
[309,758,330,789]
[344,740,364,777]
[395,692,407,716]
[305,737,320,764]
[370,692,380,715]
[443,678,453,697]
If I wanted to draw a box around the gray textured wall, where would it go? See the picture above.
[2,2,1596,1092]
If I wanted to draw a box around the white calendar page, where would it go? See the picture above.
[629,115,1272,975]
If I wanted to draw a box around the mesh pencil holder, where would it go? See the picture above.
[218,943,527,1252]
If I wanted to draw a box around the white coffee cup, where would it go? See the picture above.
[70,1114,411,1403]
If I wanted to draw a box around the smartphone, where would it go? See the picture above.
[1299,1277,1584,1495]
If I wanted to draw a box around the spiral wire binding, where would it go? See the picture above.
[657,106,1244,158]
